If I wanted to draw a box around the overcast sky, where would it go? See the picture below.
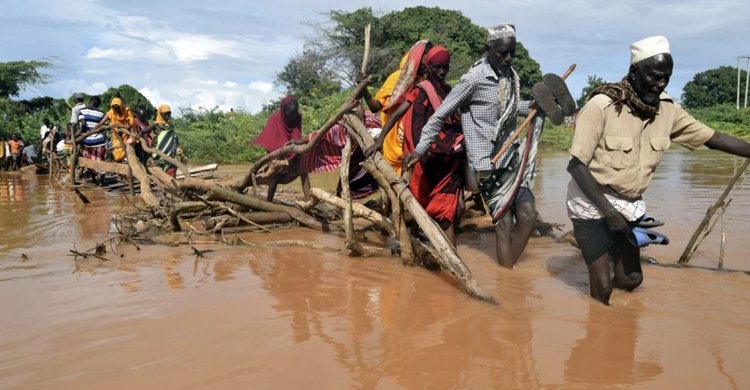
[2,0,748,114]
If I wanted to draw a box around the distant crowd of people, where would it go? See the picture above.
[0,93,183,183]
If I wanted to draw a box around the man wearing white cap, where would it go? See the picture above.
[403,23,572,269]
[567,36,750,305]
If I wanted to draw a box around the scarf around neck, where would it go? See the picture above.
[494,65,520,142]
[588,77,659,119]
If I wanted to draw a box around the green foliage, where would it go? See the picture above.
[174,107,269,164]
[275,50,342,108]
[98,84,156,117]
[682,66,747,109]
[175,89,352,164]
[279,6,542,99]
[511,43,543,99]
[539,119,575,151]
[376,6,488,83]
[0,97,68,145]
[0,60,52,98]
[577,74,606,107]
[686,104,750,139]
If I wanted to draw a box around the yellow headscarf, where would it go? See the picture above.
[155,104,172,125]
[107,97,134,126]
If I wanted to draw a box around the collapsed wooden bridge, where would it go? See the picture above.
[64,79,502,304]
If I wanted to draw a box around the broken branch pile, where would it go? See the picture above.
[67,77,502,304]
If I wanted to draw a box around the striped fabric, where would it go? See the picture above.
[479,115,544,223]
[79,107,106,146]
[299,112,381,174]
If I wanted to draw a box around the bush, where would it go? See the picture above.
[175,89,353,164]
[686,104,750,140]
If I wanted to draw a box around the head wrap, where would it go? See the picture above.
[383,40,430,112]
[487,24,516,42]
[426,46,450,65]
[155,104,172,125]
[107,97,133,126]
[252,96,302,152]
[630,36,670,65]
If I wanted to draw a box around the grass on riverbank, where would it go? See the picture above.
[180,104,750,164]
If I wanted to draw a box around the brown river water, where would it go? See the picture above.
[0,150,748,389]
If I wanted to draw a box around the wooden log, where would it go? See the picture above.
[205,212,294,230]
[136,136,191,178]
[348,126,414,263]
[174,163,218,179]
[310,188,396,236]
[679,158,749,264]
[340,137,355,245]
[124,141,159,207]
[344,114,497,304]
[179,178,330,231]
[76,158,131,176]
[167,201,211,231]
[70,137,78,185]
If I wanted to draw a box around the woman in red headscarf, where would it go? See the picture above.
[252,96,310,201]
[389,46,465,245]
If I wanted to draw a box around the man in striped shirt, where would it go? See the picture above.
[78,96,107,181]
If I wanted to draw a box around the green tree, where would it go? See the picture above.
[577,74,606,107]
[0,60,52,98]
[376,6,488,83]
[682,66,747,109]
[279,6,542,99]
[99,84,155,117]
[275,50,342,108]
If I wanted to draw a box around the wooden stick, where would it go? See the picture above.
[491,64,576,164]
[310,187,396,236]
[124,141,158,207]
[70,134,78,185]
[77,157,130,175]
[360,23,371,74]
[679,158,749,263]
[719,210,726,269]
[686,199,730,263]
[341,137,355,245]
[180,178,330,231]
[344,124,413,261]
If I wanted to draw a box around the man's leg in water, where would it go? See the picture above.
[495,212,514,268]
[587,253,614,305]
[511,199,537,264]
[612,244,643,291]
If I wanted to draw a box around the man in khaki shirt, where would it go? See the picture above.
[567,36,750,305]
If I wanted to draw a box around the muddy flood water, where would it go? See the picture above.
[1,149,749,389]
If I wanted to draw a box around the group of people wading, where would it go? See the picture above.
[52,93,181,184]
[253,25,750,306]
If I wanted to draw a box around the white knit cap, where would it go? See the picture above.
[630,36,670,64]
[487,24,516,42]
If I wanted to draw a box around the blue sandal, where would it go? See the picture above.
[628,227,670,247]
